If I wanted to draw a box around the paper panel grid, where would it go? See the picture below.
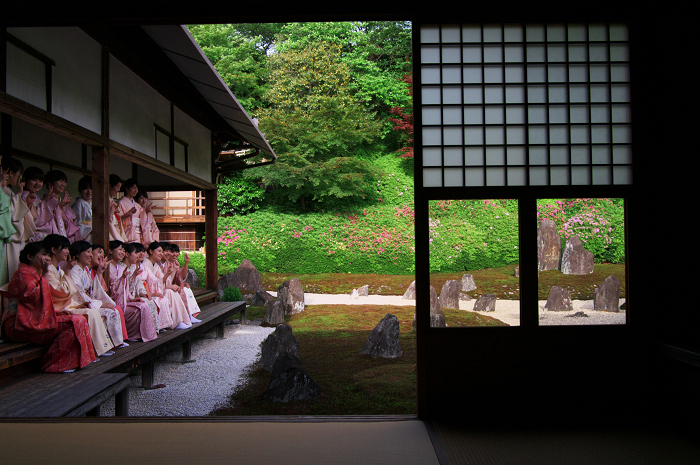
[420,23,632,187]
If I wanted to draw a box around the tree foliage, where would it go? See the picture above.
[187,24,269,112]
[388,74,414,158]
[252,43,382,209]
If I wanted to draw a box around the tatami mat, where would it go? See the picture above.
[0,416,441,465]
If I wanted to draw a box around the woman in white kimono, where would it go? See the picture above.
[125,242,169,332]
[108,175,126,242]
[2,158,35,279]
[143,241,191,330]
[67,240,126,349]
[117,179,143,244]
[43,234,115,357]
[71,176,93,243]
[21,167,53,243]
[163,242,201,321]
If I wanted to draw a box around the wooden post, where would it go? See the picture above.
[141,360,154,389]
[181,339,195,363]
[114,388,129,417]
[205,188,218,291]
[92,146,109,249]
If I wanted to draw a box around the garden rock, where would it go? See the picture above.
[230,259,264,294]
[439,280,460,309]
[350,289,359,299]
[185,269,200,288]
[473,294,497,312]
[460,274,477,292]
[514,266,520,278]
[594,275,620,312]
[360,313,403,358]
[264,300,286,326]
[567,311,589,318]
[430,285,446,327]
[358,285,369,296]
[260,324,300,372]
[263,353,321,403]
[277,278,305,315]
[561,236,594,275]
[459,292,471,301]
[538,220,561,271]
[251,289,275,307]
[217,273,233,299]
[544,286,573,312]
[403,281,416,299]
[412,285,446,329]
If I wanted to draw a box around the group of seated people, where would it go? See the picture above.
[0,156,200,373]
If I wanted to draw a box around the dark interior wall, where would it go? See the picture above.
[3,1,697,425]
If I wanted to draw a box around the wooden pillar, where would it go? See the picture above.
[205,188,218,290]
[92,146,109,248]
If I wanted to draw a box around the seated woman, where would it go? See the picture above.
[88,243,129,343]
[71,176,93,243]
[43,234,115,357]
[1,242,96,373]
[132,242,175,332]
[135,190,159,246]
[142,241,191,330]
[66,240,127,349]
[105,240,158,342]
[42,170,82,243]
[163,242,201,321]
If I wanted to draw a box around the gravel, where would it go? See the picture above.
[99,293,624,416]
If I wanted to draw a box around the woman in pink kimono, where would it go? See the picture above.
[135,190,159,246]
[163,242,201,321]
[108,175,126,242]
[2,158,35,279]
[42,170,82,243]
[66,240,126,349]
[117,179,143,244]
[21,167,52,243]
[130,242,171,331]
[142,241,191,330]
[106,240,158,342]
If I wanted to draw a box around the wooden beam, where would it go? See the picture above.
[204,188,218,290]
[91,146,109,249]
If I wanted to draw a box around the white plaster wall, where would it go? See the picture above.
[109,56,170,158]
[7,27,102,134]
[174,106,211,183]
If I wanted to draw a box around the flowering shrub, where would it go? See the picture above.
[428,200,520,272]
[537,198,625,263]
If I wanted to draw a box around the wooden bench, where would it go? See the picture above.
[0,372,130,417]
[77,301,246,389]
[0,300,246,416]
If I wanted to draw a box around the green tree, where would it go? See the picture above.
[187,24,269,112]
[251,43,382,209]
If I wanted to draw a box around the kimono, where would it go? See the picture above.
[141,258,190,329]
[46,264,114,355]
[22,190,52,243]
[0,189,17,286]
[109,198,127,242]
[42,194,82,243]
[170,263,201,317]
[1,263,96,372]
[107,262,158,342]
[89,267,128,341]
[69,264,125,347]
[71,197,92,243]
[4,186,35,279]
[117,196,143,244]
[140,206,159,246]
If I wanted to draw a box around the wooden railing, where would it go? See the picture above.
[150,191,205,223]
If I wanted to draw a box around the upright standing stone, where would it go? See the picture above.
[251,289,275,307]
[403,281,416,299]
[264,300,286,325]
[217,273,233,299]
[260,324,300,372]
[594,275,620,312]
[561,236,595,275]
[230,259,264,294]
[185,269,201,288]
[430,285,446,327]
[473,294,497,312]
[360,313,403,358]
[277,278,305,315]
[538,220,561,271]
[460,274,477,292]
[263,353,321,403]
[544,286,573,312]
[357,285,369,296]
[439,280,460,309]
